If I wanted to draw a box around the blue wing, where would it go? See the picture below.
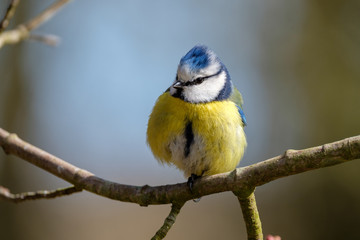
[236,105,247,126]
[229,87,247,126]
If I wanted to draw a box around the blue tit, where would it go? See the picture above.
[147,45,247,181]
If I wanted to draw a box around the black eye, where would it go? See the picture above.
[183,76,206,87]
[194,77,205,84]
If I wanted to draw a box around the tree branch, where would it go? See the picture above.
[1,127,359,206]
[28,33,60,46]
[0,0,70,48]
[23,0,71,31]
[234,190,263,240]
[0,185,81,203]
[1,127,359,239]
[151,201,185,240]
[0,0,20,33]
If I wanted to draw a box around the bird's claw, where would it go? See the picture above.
[187,174,202,202]
[187,173,199,193]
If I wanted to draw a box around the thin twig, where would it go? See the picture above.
[151,202,185,240]
[234,190,263,240]
[0,0,71,48]
[0,0,20,33]
[0,185,81,203]
[29,33,60,46]
[24,0,71,31]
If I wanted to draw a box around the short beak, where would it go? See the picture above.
[172,81,183,89]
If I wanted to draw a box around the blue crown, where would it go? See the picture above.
[180,45,213,70]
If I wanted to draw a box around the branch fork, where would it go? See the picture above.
[0,0,70,48]
[1,127,360,239]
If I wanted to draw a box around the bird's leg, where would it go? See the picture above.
[187,173,204,202]
[187,173,200,193]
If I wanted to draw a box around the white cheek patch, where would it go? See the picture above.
[183,71,226,103]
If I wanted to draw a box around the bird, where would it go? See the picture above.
[147,45,247,189]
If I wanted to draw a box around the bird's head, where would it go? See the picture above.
[170,45,233,103]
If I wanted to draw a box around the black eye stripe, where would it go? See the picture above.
[183,68,223,87]
[184,77,204,86]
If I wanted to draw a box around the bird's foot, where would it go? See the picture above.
[187,173,200,193]
[187,174,202,202]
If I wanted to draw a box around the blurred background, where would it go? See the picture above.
[1,0,360,239]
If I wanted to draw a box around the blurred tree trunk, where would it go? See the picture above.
[294,1,360,239]
[258,1,360,239]
[0,2,30,239]
[295,0,360,143]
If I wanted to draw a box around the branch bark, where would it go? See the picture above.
[1,127,360,240]
[235,191,263,240]
[0,185,81,203]
[151,201,185,240]
[1,127,359,206]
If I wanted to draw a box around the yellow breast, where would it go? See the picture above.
[147,92,246,177]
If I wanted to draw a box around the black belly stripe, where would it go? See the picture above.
[184,121,194,158]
